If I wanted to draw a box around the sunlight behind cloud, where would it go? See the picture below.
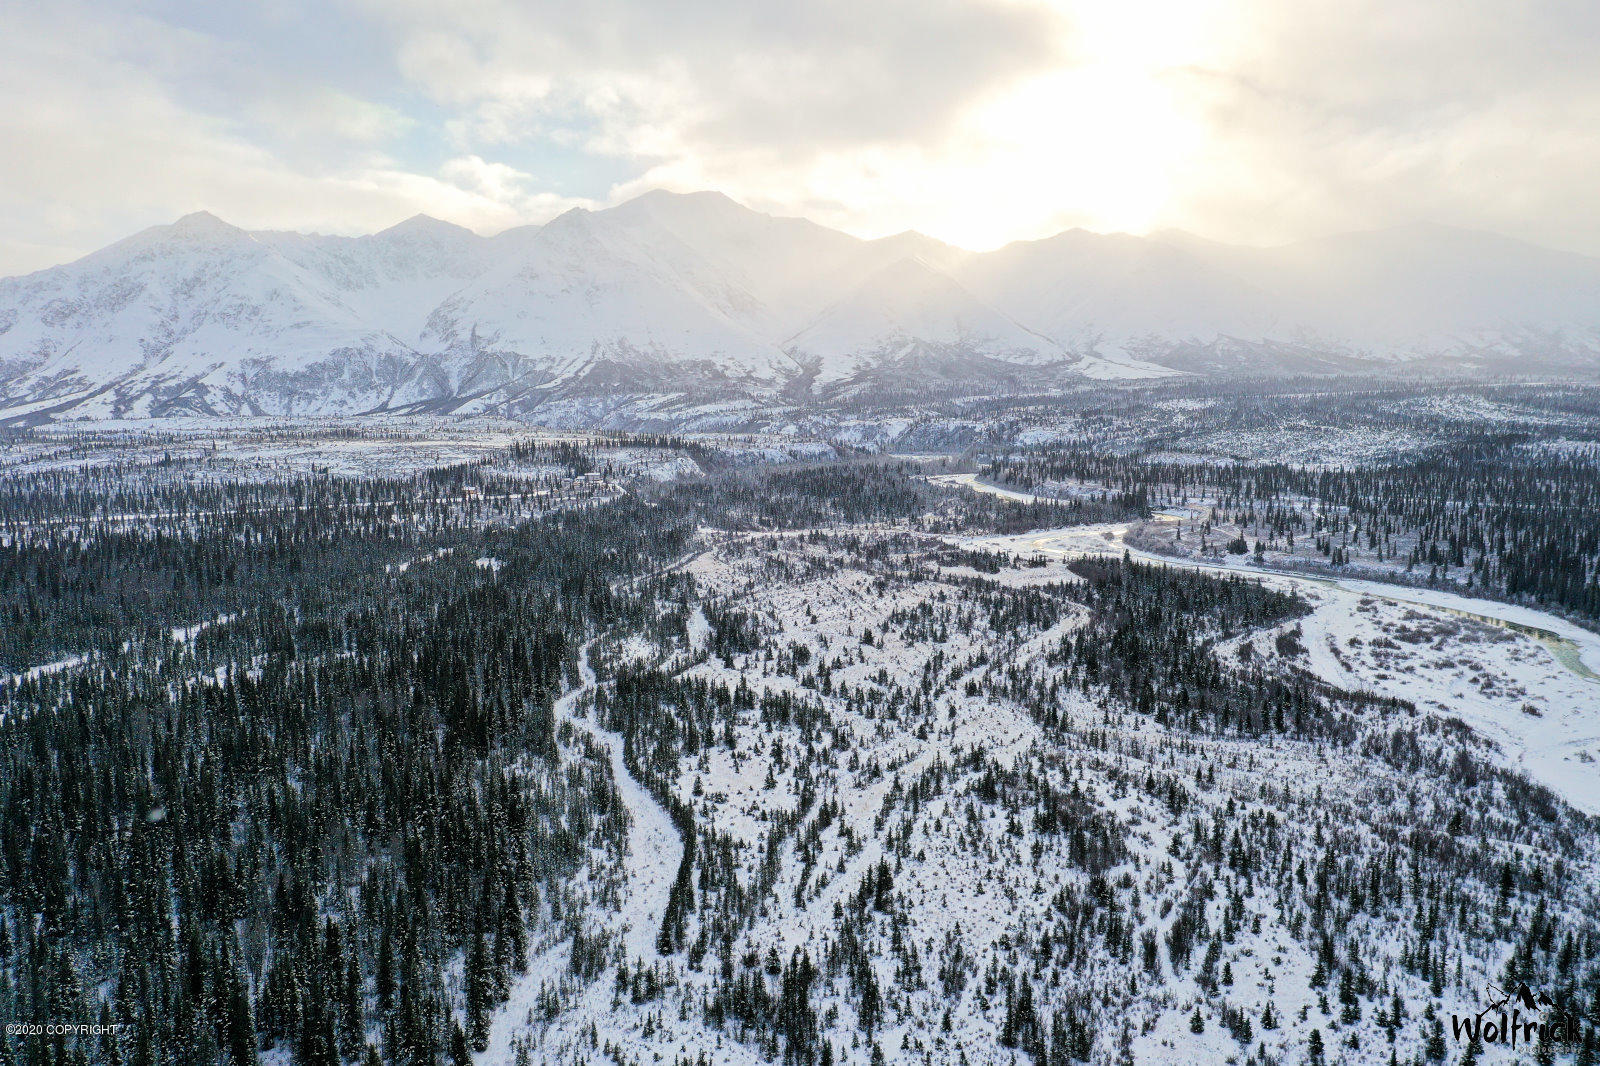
[933,0,1221,246]
[762,0,1222,249]
[936,65,1204,248]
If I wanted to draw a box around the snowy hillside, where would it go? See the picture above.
[3,193,1600,421]
[417,204,799,402]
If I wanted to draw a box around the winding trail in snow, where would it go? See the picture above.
[478,640,684,1064]
[560,641,684,963]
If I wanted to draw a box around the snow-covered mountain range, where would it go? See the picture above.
[3,190,1599,421]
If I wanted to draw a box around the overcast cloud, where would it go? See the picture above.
[2,0,1597,275]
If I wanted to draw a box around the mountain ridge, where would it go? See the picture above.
[3,191,1599,422]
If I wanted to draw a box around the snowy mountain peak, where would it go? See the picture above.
[166,210,247,241]
[604,190,758,227]
[83,211,257,269]
[624,188,741,210]
[544,205,595,228]
[376,214,481,242]
[788,254,1060,385]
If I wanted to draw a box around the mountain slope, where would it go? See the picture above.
[957,230,1289,353]
[257,214,493,342]
[414,205,798,407]
[0,212,421,418]
[1226,224,1600,361]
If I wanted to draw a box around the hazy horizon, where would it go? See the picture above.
[12,188,1600,281]
[5,0,1599,276]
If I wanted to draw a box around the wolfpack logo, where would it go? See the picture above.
[1449,982,1584,1050]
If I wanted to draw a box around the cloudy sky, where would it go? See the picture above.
[4,0,1598,275]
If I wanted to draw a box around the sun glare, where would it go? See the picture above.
[922,0,1220,249]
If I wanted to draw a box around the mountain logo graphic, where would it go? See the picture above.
[1482,982,1555,1014]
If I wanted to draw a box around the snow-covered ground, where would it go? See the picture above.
[567,644,684,965]
[943,473,1600,813]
